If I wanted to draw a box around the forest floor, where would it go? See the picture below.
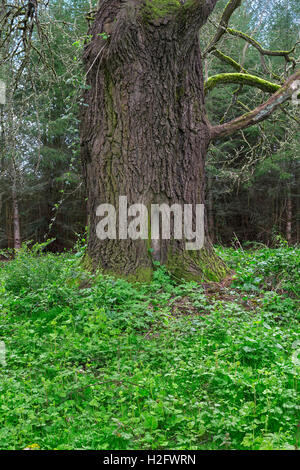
[0,244,299,450]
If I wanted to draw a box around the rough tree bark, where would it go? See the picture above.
[80,0,300,282]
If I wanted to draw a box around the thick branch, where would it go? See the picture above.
[205,72,281,94]
[203,0,242,57]
[210,70,300,140]
[178,0,220,40]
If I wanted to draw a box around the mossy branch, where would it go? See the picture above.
[212,49,247,73]
[204,0,298,66]
[209,70,300,140]
[227,28,299,63]
[205,73,281,94]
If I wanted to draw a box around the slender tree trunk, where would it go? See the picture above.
[207,173,215,244]
[81,1,227,281]
[286,190,292,245]
[12,181,21,250]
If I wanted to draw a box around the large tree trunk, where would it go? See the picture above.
[80,1,227,282]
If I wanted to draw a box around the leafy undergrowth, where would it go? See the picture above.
[0,244,299,450]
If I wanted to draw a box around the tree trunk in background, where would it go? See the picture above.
[286,191,292,245]
[12,182,21,250]
[80,1,228,282]
[207,173,215,244]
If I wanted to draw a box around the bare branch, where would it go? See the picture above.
[0,0,49,80]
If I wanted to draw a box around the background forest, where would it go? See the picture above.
[0,0,299,251]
